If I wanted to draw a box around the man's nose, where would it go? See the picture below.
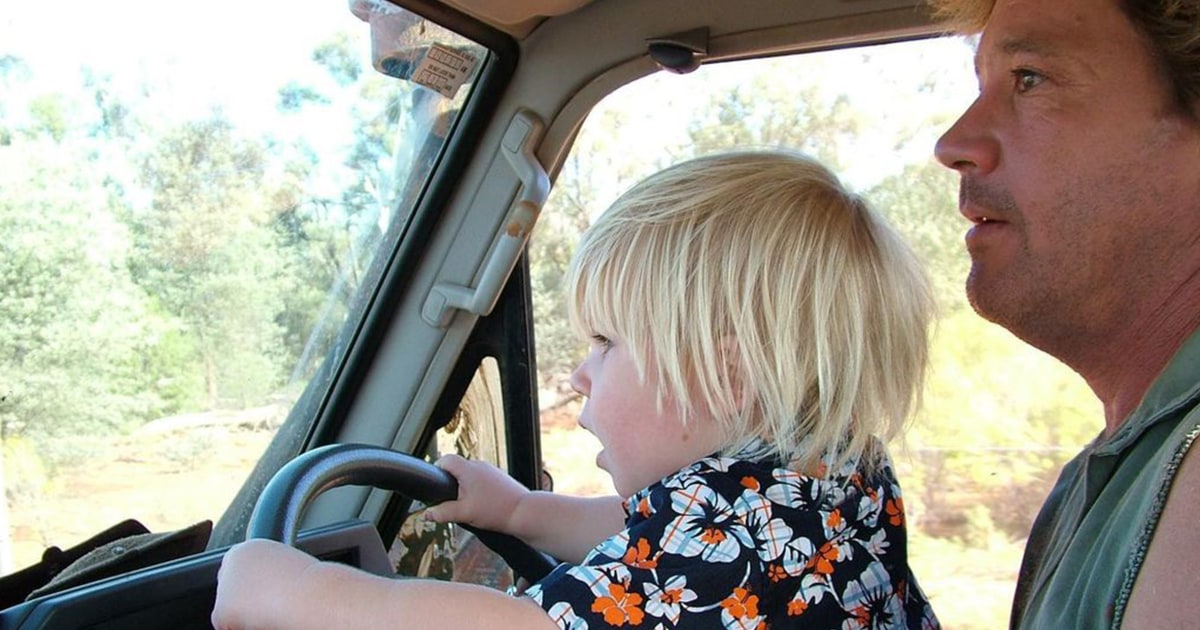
[934,96,1000,176]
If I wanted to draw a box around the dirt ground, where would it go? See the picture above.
[7,427,273,571]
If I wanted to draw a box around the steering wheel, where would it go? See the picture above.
[246,443,557,583]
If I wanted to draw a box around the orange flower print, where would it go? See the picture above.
[591,582,645,626]
[886,498,905,527]
[741,476,760,491]
[701,527,727,545]
[720,586,760,620]
[787,599,809,616]
[806,541,840,575]
[637,496,653,518]
[767,563,788,583]
[623,537,660,569]
[825,509,844,530]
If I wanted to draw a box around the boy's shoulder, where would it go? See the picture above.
[626,453,900,525]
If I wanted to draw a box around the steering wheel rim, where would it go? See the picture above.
[247,443,557,583]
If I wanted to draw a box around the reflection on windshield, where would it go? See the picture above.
[0,0,483,577]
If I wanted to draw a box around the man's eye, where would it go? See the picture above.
[1013,68,1045,93]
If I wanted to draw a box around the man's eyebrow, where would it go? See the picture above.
[973,35,1067,74]
[998,36,1065,57]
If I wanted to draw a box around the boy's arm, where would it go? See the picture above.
[425,455,625,563]
[504,492,626,563]
[212,539,558,630]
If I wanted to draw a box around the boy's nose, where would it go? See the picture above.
[569,363,589,397]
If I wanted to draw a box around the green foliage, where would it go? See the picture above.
[313,32,362,87]
[0,26,405,456]
[271,35,411,378]
[26,94,70,143]
[529,194,587,387]
[131,115,290,408]
[81,69,136,141]
[0,141,163,446]
[903,311,1099,538]
[277,82,332,112]
[686,78,859,172]
[868,160,970,314]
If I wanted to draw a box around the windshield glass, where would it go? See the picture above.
[0,0,485,574]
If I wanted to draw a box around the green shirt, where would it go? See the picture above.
[1012,329,1200,629]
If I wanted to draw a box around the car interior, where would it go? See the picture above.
[0,0,1077,627]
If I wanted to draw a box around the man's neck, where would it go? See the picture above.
[1083,302,1200,437]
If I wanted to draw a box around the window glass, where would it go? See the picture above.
[0,0,486,575]
[531,37,1102,629]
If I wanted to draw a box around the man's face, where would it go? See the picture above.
[934,0,1200,357]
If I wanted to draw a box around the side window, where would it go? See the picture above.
[387,359,514,589]
[384,257,542,590]
[0,1,487,573]
[436,359,510,471]
[530,39,1102,628]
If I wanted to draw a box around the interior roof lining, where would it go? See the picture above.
[536,6,945,177]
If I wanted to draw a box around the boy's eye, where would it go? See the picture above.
[1012,68,1045,93]
[590,334,613,350]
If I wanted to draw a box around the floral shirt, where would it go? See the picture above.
[524,454,939,629]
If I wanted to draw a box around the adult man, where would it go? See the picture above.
[931,0,1200,627]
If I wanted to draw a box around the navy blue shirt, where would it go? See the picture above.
[525,454,939,628]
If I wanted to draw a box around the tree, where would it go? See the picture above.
[0,141,160,446]
[25,94,71,143]
[686,75,860,172]
[904,310,1099,538]
[131,115,289,408]
[868,160,970,314]
[266,28,436,384]
[0,55,31,146]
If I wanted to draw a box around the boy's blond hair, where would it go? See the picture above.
[567,151,933,475]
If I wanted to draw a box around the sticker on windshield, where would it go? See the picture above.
[412,43,477,99]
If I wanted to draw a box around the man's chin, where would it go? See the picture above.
[966,272,1017,326]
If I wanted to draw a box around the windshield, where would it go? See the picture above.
[0,0,485,574]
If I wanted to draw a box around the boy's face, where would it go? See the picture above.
[569,335,726,497]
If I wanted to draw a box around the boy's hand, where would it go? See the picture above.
[212,539,319,630]
[424,454,530,533]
